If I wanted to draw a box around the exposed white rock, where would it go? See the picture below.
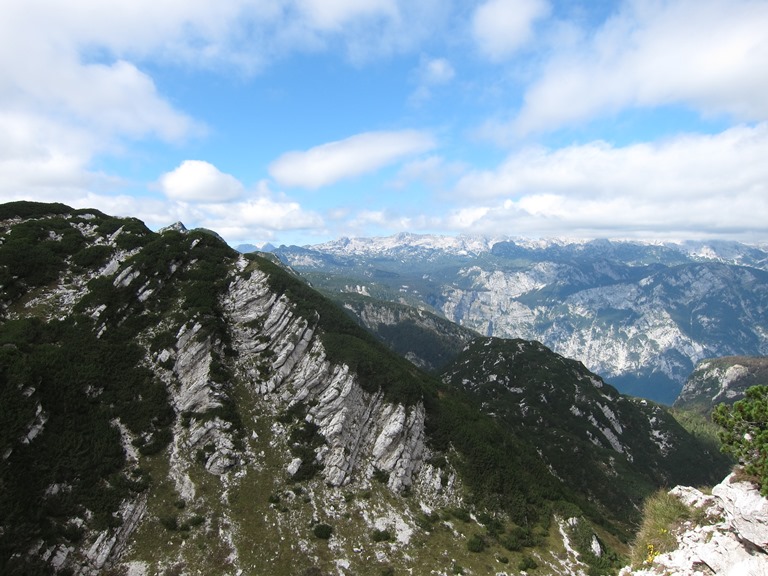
[82,493,148,575]
[620,473,768,575]
[223,265,428,492]
[113,265,139,288]
[171,322,218,414]
[287,457,303,476]
[22,404,47,444]
[712,474,768,551]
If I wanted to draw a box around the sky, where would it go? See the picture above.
[2,0,768,247]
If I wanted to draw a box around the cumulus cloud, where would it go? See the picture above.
[471,0,551,60]
[155,165,324,242]
[159,160,245,203]
[269,130,436,189]
[190,184,326,244]
[0,2,202,138]
[453,123,768,239]
[511,0,768,135]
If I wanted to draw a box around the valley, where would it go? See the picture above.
[272,234,768,403]
[0,203,763,576]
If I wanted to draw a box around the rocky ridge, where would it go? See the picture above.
[0,205,449,575]
[335,294,478,372]
[222,265,428,491]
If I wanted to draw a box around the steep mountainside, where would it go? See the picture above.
[675,356,768,414]
[439,338,730,534]
[272,235,768,403]
[330,293,478,372]
[0,203,732,576]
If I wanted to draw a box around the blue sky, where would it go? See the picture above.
[2,0,767,247]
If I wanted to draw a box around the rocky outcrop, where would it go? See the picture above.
[80,494,149,575]
[675,356,768,414]
[224,262,427,491]
[713,475,768,553]
[621,474,768,575]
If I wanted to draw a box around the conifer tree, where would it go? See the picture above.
[713,385,768,495]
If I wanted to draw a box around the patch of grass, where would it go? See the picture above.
[630,489,691,567]
[670,408,725,455]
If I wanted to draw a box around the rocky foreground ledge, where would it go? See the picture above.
[621,473,768,576]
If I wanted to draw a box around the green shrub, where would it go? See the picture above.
[0,200,71,220]
[518,555,538,571]
[371,528,392,542]
[313,523,333,540]
[466,534,486,553]
[160,515,179,531]
[372,467,390,484]
[713,385,768,494]
[72,245,114,269]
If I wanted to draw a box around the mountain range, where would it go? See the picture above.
[269,234,768,404]
[0,203,744,575]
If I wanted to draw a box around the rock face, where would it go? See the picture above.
[675,356,768,414]
[224,267,427,490]
[621,474,768,576]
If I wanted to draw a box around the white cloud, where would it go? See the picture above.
[160,161,245,203]
[0,0,445,206]
[0,2,202,139]
[512,0,768,135]
[192,187,326,244]
[409,56,456,104]
[295,0,399,31]
[269,130,436,189]
[472,0,551,60]
[156,165,324,242]
[453,123,768,240]
[420,57,455,85]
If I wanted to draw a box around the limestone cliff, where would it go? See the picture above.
[223,264,427,491]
